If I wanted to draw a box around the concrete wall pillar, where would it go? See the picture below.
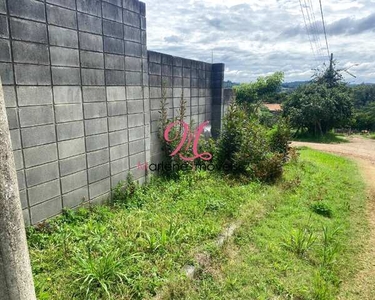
[211,63,225,138]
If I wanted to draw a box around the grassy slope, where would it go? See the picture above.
[28,149,368,300]
[182,150,368,300]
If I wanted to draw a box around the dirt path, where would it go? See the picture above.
[293,136,375,299]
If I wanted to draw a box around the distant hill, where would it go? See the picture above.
[281,81,309,90]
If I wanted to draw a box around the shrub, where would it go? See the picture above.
[311,201,333,218]
[268,118,291,158]
[112,173,138,206]
[216,102,289,182]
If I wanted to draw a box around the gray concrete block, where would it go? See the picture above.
[139,1,146,16]
[105,70,125,85]
[103,19,123,39]
[59,154,86,177]
[10,18,47,43]
[129,152,144,168]
[124,25,140,42]
[89,178,110,199]
[0,39,11,62]
[149,75,162,87]
[108,102,127,116]
[28,179,61,206]
[150,87,161,99]
[162,65,173,77]
[140,16,146,30]
[6,108,18,129]
[10,129,21,150]
[109,129,127,146]
[49,25,78,48]
[102,2,122,22]
[0,15,9,38]
[24,144,57,168]
[104,36,124,55]
[111,172,127,187]
[86,133,108,152]
[22,125,56,148]
[110,157,128,175]
[79,32,103,52]
[0,63,13,84]
[108,115,127,132]
[110,143,128,161]
[83,86,106,102]
[141,30,146,45]
[46,0,76,9]
[57,121,84,141]
[125,56,141,71]
[47,4,77,29]
[85,118,108,136]
[81,51,104,69]
[88,163,110,183]
[61,170,87,193]
[55,104,83,123]
[125,41,141,57]
[128,126,144,141]
[126,71,142,85]
[0,0,6,14]
[123,0,140,13]
[23,209,31,226]
[8,0,46,22]
[128,113,143,128]
[50,47,80,67]
[123,10,140,27]
[14,150,24,170]
[54,86,82,104]
[19,106,54,127]
[87,148,109,168]
[78,12,102,35]
[17,86,53,106]
[62,186,88,208]
[30,197,62,224]
[148,51,161,63]
[77,0,101,17]
[105,54,124,70]
[129,139,144,155]
[26,162,59,187]
[58,137,85,159]
[52,67,81,85]
[84,102,107,119]
[126,86,143,100]
[15,64,51,85]
[82,69,105,85]
[103,0,122,7]
[107,86,125,101]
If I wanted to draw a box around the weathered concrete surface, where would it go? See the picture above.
[0,78,36,300]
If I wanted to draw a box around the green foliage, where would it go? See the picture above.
[283,82,353,135]
[268,118,291,157]
[112,173,139,207]
[216,102,289,182]
[233,72,284,104]
[311,201,333,218]
[353,101,375,131]
[282,225,316,257]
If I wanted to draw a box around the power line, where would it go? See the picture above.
[307,0,325,62]
[298,0,319,65]
[319,0,330,59]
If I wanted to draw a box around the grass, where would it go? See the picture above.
[173,149,368,300]
[293,132,349,144]
[28,149,368,299]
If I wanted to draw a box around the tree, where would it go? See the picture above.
[0,78,36,299]
[234,72,284,104]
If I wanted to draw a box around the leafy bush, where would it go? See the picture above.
[112,173,139,206]
[311,201,333,218]
[216,102,290,182]
[268,118,291,157]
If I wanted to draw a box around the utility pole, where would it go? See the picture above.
[0,77,36,300]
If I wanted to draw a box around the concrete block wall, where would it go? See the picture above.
[148,51,225,164]
[0,0,225,225]
[0,0,149,225]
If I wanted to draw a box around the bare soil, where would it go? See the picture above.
[293,136,375,299]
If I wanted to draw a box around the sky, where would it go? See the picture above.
[144,0,375,84]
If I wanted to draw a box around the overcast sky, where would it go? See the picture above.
[144,0,375,84]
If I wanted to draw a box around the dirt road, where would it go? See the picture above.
[293,136,375,299]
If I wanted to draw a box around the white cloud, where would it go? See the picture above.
[144,0,375,83]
